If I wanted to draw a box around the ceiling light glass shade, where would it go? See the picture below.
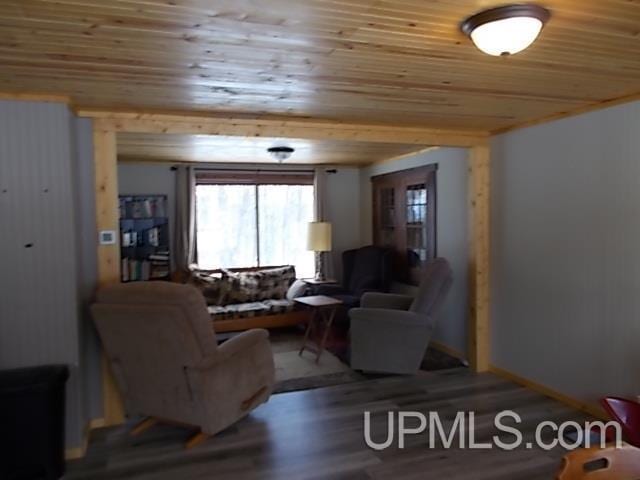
[470,16,543,56]
[267,146,294,162]
[461,5,551,56]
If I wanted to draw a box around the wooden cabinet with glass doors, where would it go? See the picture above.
[372,165,436,285]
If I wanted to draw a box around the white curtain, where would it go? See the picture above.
[175,165,196,271]
[314,167,335,279]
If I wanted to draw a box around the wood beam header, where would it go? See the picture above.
[76,109,488,148]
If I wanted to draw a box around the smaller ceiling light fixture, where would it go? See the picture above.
[267,146,295,162]
[461,4,551,56]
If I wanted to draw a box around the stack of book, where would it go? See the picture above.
[149,251,170,279]
[121,256,170,282]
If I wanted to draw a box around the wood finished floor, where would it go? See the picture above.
[66,368,590,480]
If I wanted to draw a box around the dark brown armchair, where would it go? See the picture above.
[315,245,392,308]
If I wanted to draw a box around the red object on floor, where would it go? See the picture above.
[601,396,640,447]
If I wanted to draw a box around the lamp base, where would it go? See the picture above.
[314,252,326,282]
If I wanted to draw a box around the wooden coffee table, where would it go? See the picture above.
[295,295,343,363]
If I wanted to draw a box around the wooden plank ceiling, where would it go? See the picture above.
[1,0,639,132]
[117,132,432,165]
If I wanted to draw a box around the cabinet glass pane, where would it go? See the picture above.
[378,187,396,247]
[406,183,428,272]
[380,187,395,227]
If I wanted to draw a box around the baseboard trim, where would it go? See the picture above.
[64,432,88,461]
[430,340,466,361]
[489,365,607,420]
[89,417,106,429]
[64,417,106,461]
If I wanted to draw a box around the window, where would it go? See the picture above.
[195,171,315,278]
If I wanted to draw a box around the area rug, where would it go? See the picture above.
[270,331,365,394]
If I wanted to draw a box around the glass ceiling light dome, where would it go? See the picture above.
[461,4,551,56]
[267,146,294,162]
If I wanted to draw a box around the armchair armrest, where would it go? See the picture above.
[350,308,428,328]
[217,328,270,362]
[185,328,275,430]
[190,329,269,369]
[360,292,414,310]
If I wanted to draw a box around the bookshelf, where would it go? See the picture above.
[119,194,171,282]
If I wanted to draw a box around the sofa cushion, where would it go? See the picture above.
[257,266,296,299]
[223,269,262,303]
[223,266,296,303]
[286,278,308,300]
[208,299,296,321]
[262,299,296,314]
[187,271,230,306]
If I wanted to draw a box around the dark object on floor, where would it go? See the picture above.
[421,347,465,371]
[601,396,640,447]
[314,245,392,309]
[0,364,69,480]
[273,371,366,394]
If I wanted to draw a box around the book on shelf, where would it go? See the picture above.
[150,267,170,279]
[121,258,129,282]
[121,230,139,247]
[122,257,170,282]
[121,196,167,219]
[147,227,159,247]
[149,253,169,261]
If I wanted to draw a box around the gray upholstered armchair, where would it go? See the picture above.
[349,258,453,374]
[91,281,275,448]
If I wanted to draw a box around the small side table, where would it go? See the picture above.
[295,295,343,363]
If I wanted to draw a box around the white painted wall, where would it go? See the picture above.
[0,100,95,449]
[324,167,362,280]
[360,148,469,354]
[491,100,640,406]
[116,162,361,278]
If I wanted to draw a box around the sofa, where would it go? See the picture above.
[185,265,310,332]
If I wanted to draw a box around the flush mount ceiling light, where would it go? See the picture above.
[461,4,551,56]
[267,146,295,162]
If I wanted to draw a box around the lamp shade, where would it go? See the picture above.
[307,222,332,252]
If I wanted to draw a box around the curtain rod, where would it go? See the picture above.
[193,167,314,173]
[170,165,337,174]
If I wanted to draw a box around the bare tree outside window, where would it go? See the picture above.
[196,183,315,277]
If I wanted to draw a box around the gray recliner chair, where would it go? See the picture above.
[91,281,275,448]
[349,258,453,374]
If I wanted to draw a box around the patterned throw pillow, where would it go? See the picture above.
[256,266,296,300]
[187,272,230,306]
[222,266,297,303]
[222,269,262,303]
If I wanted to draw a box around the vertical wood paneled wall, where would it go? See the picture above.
[491,99,640,409]
[0,100,88,447]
